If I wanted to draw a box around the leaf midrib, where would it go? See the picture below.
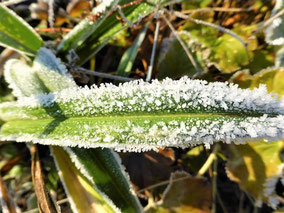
[5,112,270,122]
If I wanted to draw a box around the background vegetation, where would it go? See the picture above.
[0,0,284,212]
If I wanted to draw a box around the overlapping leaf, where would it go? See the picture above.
[2,48,142,213]
[180,12,257,73]
[59,0,166,65]
[0,61,284,151]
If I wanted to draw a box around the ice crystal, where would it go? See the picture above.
[1,77,283,119]
[0,77,283,152]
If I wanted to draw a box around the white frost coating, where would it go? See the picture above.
[9,77,284,116]
[4,59,49,98]
[93,0,117,15]
[33,48,77,91]
[51,147,121,213]
[1,114,284,152]
[34,48,71,77]
[0,77,284,151]
[64,147,94,184]
[4,59,31,98]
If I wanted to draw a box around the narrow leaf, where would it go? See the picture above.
[51,146,119,213]
[57,0,119,52]
[0,77,283,151]
[30,144,59,213]
[0,5,43,55]
[66,148,143,213]
[70,0,162,65]
[116,22,149,78]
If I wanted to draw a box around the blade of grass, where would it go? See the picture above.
[0,5,43,56]
[51,146,119,213]
[116,22,149,79]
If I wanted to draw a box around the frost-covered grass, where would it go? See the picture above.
[0,77,283,152]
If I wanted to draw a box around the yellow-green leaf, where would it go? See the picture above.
[0,5,43,55]
[230,67,284,97]
[51,146,119,213]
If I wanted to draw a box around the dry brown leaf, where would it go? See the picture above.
[30,145,60,213]
[147,171,212,213]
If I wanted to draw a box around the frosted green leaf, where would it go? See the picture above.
[4,59,48,97]
[32,48,77,92]
[4,48,76,98]
[3,47,142,212]
[0,77,283,151]
[65,148,143,212]
[71,0,165,65]
[51,146,120,213]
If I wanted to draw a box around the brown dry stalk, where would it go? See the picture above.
[30,145,59,213]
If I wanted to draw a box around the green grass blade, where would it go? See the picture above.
[0,78,283,151]
[51,146,120,213]
[66,0,160,65]
[0,5,43,55]
[57,0,119,53]
[66,148,143,213]
[116,22,149,78]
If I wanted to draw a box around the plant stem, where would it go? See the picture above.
[72,67,135,82]
[197,147,218,176]
[162,14,200,73]
[146,20,160,82]
[211,144,220,213]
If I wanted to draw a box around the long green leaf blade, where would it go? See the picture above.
[66,148,143,212]
[57,0,119,52]
[0,78,283,151]
[64,0,161,65]
[116,22,149,78]
[0,5,43,55]
[51,146,119,213]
